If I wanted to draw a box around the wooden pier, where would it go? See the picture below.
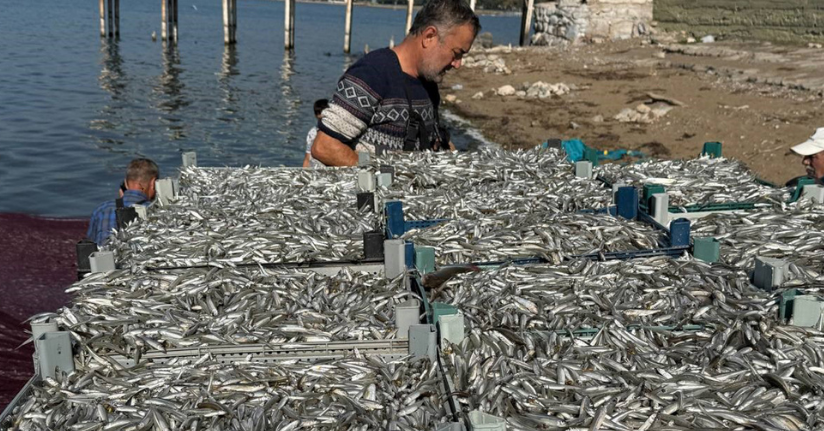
[94,0,536,50]
[99,0,120,38]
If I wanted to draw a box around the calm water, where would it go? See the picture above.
[0,0,521,217]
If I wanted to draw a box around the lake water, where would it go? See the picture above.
[0,0,522,217]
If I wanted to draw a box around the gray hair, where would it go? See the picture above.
[126,158,159,184]
[408,0,481,38]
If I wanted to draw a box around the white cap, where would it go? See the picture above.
[791,127,824,156]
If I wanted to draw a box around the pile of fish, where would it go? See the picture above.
[107,167,379,268]
[692,201,824,269]
[375,148,614,219]
[179,166,358,201]
[597,157,790,206]
[44,267,413,359]
[442,322,824,430]
[4,354,448,430]
[430,257,789,331]
[404,212,665,265]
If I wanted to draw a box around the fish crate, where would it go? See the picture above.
[385,200,450,239]
[6,346,462,431]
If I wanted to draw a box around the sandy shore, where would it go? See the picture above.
[441,38,824,185]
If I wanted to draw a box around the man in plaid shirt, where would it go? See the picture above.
[87,158,158,246]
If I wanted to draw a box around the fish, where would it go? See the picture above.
[691,200,824,269]
[596,156,790,207]
[5,353,449,431]
[42,266,418,358]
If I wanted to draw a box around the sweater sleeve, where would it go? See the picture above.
[318,60,390,148]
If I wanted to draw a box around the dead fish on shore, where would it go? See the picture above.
[403,212,664,266]
[44,267,416,359]
[442,321,824,431]
[597,156,790,207]
[4,353,448,431]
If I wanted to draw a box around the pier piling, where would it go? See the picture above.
[284,0,295,49]
[405,0,414,34]
[225,0,238,44]
[519,0,534,46]
[344,0,354,53]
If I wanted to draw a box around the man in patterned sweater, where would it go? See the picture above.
[311,0,480,166]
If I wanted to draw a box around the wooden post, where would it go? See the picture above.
[405,0,414,34]
[99,0,106,37]
[284,0,293,49]
[162,0,168,41]
[172,0,178,41]
[344,0,353,53]
[223,0,230,44]
[289,0,295,48]
[519,0,534,47]
[114,0,120,37]
[107,0,114,37]
[229,0,237,44]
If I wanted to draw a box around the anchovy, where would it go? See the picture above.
[5,354,447,430]
[50,267,415,358]
[596,156,790,206]
[375,148,614,220]
[403,212,665,265]
[691,200,824,270]
[442,321,824,430]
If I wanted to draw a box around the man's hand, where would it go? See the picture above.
[311,131,358,167]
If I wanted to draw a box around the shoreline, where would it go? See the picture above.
[439,40,824,185]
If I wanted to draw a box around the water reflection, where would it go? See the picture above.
[218,44,239,119]
[342,53,356,73]
[156,42,188,114]
[279,51,299,145]
[98,39,126,98]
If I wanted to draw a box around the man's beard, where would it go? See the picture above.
[421,68,446,83]
[420,59,450,83]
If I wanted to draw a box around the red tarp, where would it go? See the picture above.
[0,213,87,407]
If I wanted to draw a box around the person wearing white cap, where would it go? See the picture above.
[788,128,824,186]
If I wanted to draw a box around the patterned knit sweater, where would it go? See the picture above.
[318,48,442,154]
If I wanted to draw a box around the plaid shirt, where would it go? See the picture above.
[86,190,150,246]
